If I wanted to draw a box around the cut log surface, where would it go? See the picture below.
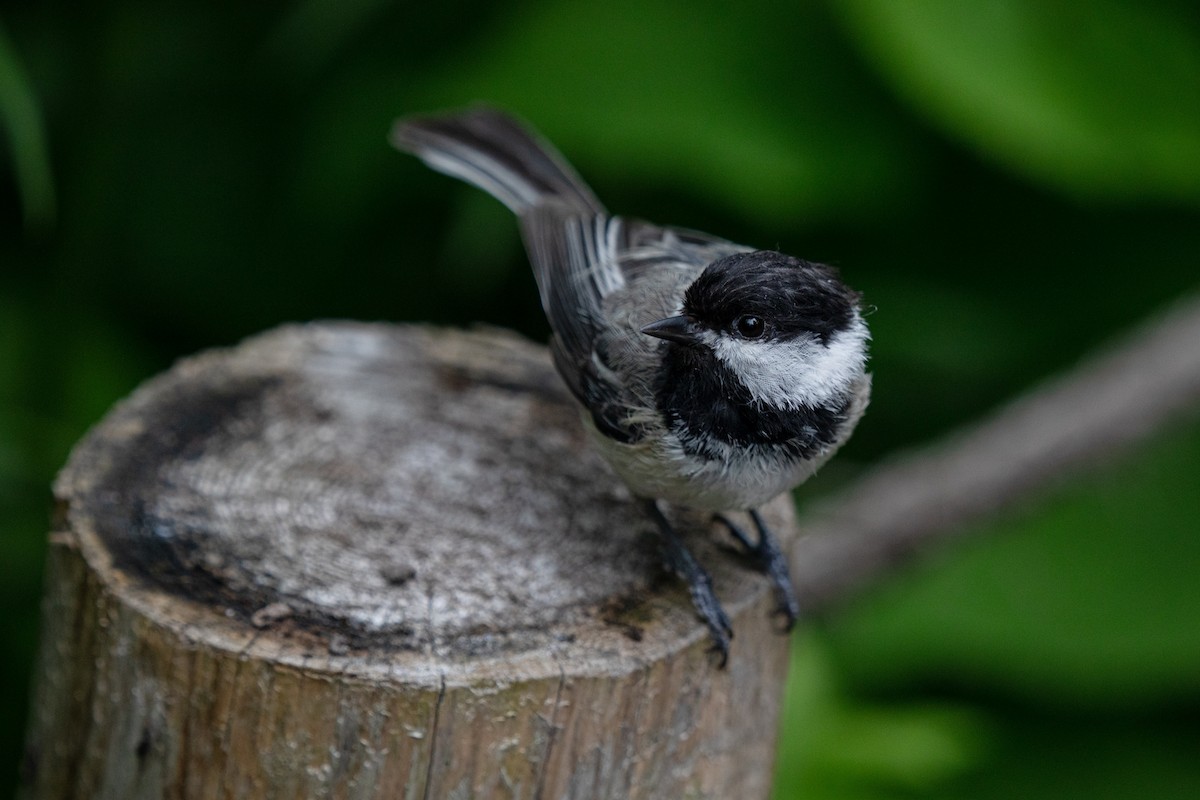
[24,323,795,800]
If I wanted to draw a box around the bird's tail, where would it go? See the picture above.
[390,107,604,216]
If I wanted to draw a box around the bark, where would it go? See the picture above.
[21,323,795,800]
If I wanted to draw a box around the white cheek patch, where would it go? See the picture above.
[707,316,869,409]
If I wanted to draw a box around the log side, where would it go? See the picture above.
[21,322,795,800]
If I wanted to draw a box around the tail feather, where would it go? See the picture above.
[389,108,604,215]
[392,107,623,419]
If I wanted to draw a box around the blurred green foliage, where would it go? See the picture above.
[2,1,1197,797]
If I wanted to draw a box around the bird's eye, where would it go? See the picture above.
[734,315,766,339]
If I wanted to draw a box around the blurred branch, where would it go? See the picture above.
[794,291,1200,608]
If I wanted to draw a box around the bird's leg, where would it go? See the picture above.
[714,509,800,630]
[645,500,733,666]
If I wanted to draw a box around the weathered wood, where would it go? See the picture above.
[22,322,795,800]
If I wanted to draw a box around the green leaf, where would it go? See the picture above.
[0,19,55,231]
[833,0,1200,204]
[401,0,914,225]
[774,633,991,799]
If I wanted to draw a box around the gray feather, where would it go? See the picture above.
[390,107,750,440]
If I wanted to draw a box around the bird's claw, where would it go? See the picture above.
[648,501,735,667]
[715,510,800,631]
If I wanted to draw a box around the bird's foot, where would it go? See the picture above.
[646,501,733,667]
[714,510,800,631]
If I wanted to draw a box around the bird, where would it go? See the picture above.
[390,108,870,664]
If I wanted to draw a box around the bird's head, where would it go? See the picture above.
[641,250,869,410]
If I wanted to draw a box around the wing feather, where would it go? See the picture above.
[391,108,749,442]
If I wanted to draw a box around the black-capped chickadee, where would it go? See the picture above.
[391,108,870,663]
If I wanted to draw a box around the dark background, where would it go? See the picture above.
[3,1,1198,797]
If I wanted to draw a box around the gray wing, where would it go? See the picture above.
[391,107,749,441]
[522,211,750,441]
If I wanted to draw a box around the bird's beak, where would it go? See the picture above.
[640,315,702,346]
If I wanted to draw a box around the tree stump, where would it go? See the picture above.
[21,323,795,800]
